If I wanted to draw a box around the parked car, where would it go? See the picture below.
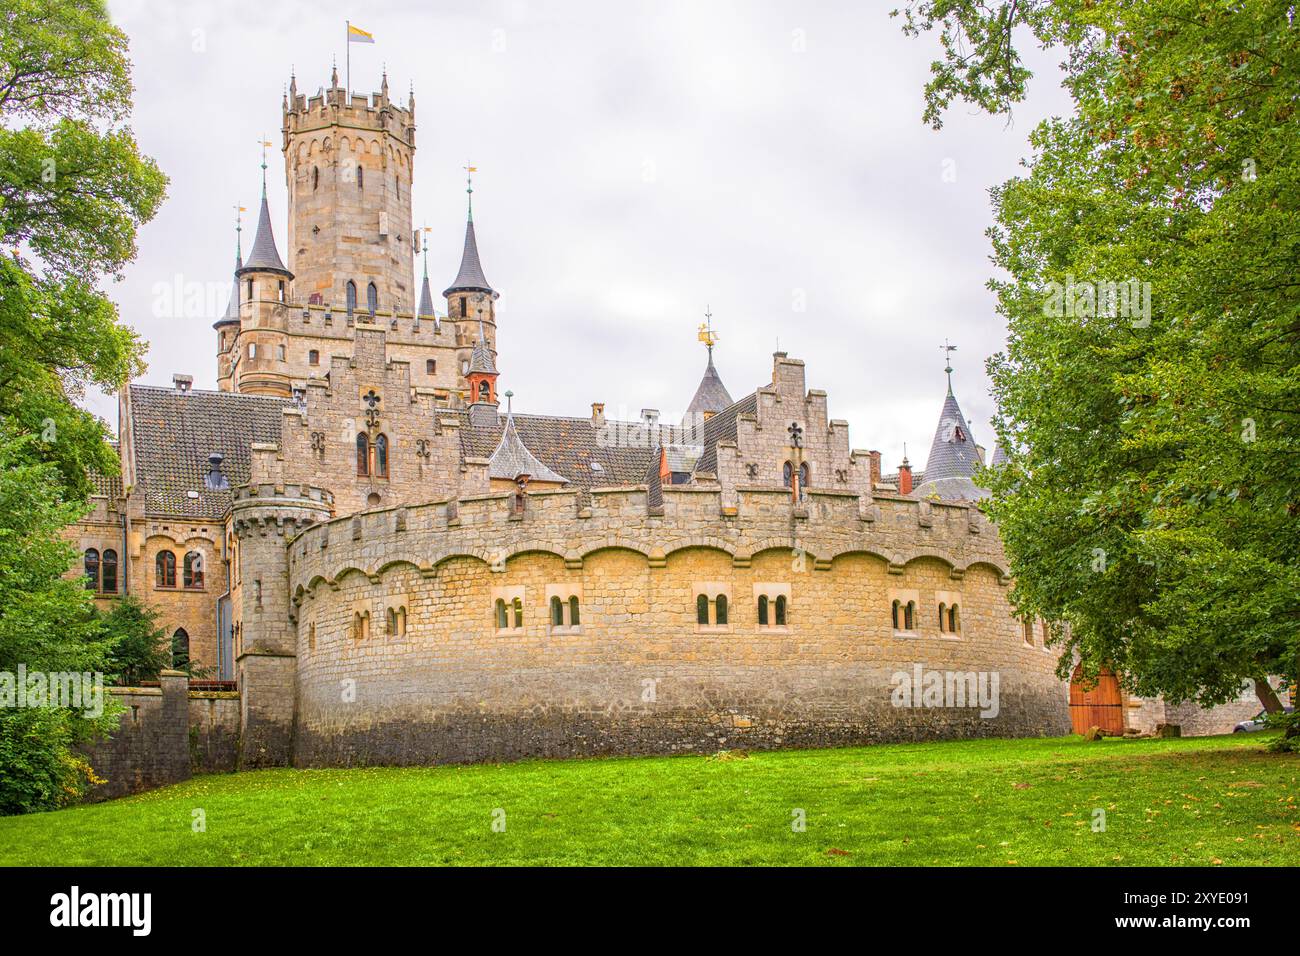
[1233,705,1294,733]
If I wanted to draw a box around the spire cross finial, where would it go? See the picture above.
[234,203,246,259]
[940,339,957,393]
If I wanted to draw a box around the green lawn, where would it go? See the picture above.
[2,733,1297,866]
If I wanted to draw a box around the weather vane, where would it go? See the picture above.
[697,305,719,357]
[941,339,957,393]
[258,136,274,194]
[464,160,477,219]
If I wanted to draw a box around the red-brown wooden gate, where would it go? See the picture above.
[1069,665,1125,735]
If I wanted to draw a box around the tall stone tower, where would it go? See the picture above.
[235,166,295,397]
[282,67,416,315]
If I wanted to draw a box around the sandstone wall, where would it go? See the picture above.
[285,485,1070,765]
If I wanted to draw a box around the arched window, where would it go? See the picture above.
[356,433,369,476]
[387,607,397,635]
[551,596,564,627]
[357,165,364,190]
[512,597,523,629]
[366,282,378,315]
[183,551,204,589]
[171,628,190,669]
[891,599,900,629]
[345,280,357,316]
[460,297,468,319]
[948,604,959,633]
[696,594,709,625]
[938,602,947,632]
[478,380,490,401]
[1023,619,1034,646]
[495,599,508,630]
[569,596,580,627]
[904,601,916,631]
[83,549,99,591]
[798,462,810,500]
[775,594,787,626]
[353,612,363,640]
[312,166,319,190]
[309,349,319,365]
[100,549,117,593]
[783,461,793,489]
[757,594,769,626]
[715,594,728,625]
[156,550,176,588]
[374,433,388,477]
[397,606,407,636]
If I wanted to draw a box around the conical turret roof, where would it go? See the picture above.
[214,245,243,329]
[443,217,493,296]
[418,274,435,317]
[913,384,989,501]
[684,351,733,422]
[488,410,566,483]
[469,319,497,375]
[237,194,291,277]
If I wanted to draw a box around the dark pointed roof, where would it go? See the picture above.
[442,218,493,296]
[990,443,1009,467]
[418,274,435,317]
[213,251,243,329]
[914,386,988,501]
[237,195,291,277]
[487,411,566,483]
[684,351,733,422]
[468,318,497,375]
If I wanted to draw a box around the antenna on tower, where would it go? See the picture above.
[464,161,477,221]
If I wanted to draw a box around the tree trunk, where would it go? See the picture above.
[1254,677,1284,713]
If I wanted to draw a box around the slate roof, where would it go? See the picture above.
[128,385,289,518]
[89,441,123,500]
[990,443,1008,467]
[214,252,242,328]
[693,391,758,475]
[468,321,497,375]
[417,273,435,317]
[459,411,656,490]
[486,412,567,483]
[237,194,290,276]
[922,389,981,484]
[443,218,493,296]
[684,352,733,422]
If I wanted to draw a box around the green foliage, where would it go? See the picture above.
[0,0,163,811]
[904,1,1300,712]
[99,596,170,686]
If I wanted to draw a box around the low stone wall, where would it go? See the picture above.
[81,672,241,801]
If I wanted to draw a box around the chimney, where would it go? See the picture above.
[172,374,193,394]
[898,457,913,496]
[975,443,987,466]
[868,450,882,490]
[204,452,229,491]
[641,408,659,425]
[591,402,605,426]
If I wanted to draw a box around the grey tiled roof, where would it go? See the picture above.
[468,323,497,375]
[459,411,656,490]
[693,391,758,475]
[913,475,991,502]
[417,273,435,317]
[442,218,493,296]
[922,389,980,484]
[214,253,242,328]
[663,444,702,473]
[129,385,289,518]
[89,441,123,500]
[684,353,733,421]
[238,195,290,276]
[990,443,1008,467]
[487,412,567,483]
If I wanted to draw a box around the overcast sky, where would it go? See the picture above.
[93,0,1071,474]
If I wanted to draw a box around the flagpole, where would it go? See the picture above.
[345,20,350,95]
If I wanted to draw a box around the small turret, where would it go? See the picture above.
[913,342,988,501]
[234,152,294,397]
[444,165,499,380]
[214,205,244,391]
[465,315,499,409]
[683,313,732,431]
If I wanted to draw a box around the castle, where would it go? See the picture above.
[70,66,1082,774]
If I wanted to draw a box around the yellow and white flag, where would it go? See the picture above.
[347,23,375,44]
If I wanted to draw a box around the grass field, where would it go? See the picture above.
[1,733,1297,866]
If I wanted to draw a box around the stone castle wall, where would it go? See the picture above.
[283,484,1070,765]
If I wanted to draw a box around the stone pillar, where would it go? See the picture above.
[231,478,333,768]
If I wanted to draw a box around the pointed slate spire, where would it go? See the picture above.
[443,165,494,296]
[215,208,244,328]
[238,149,292,278]
[685,350,733,424]
[417,228,435,317]
[488,404,567,484]
[913,364,989,501]
[468,315,497,375]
